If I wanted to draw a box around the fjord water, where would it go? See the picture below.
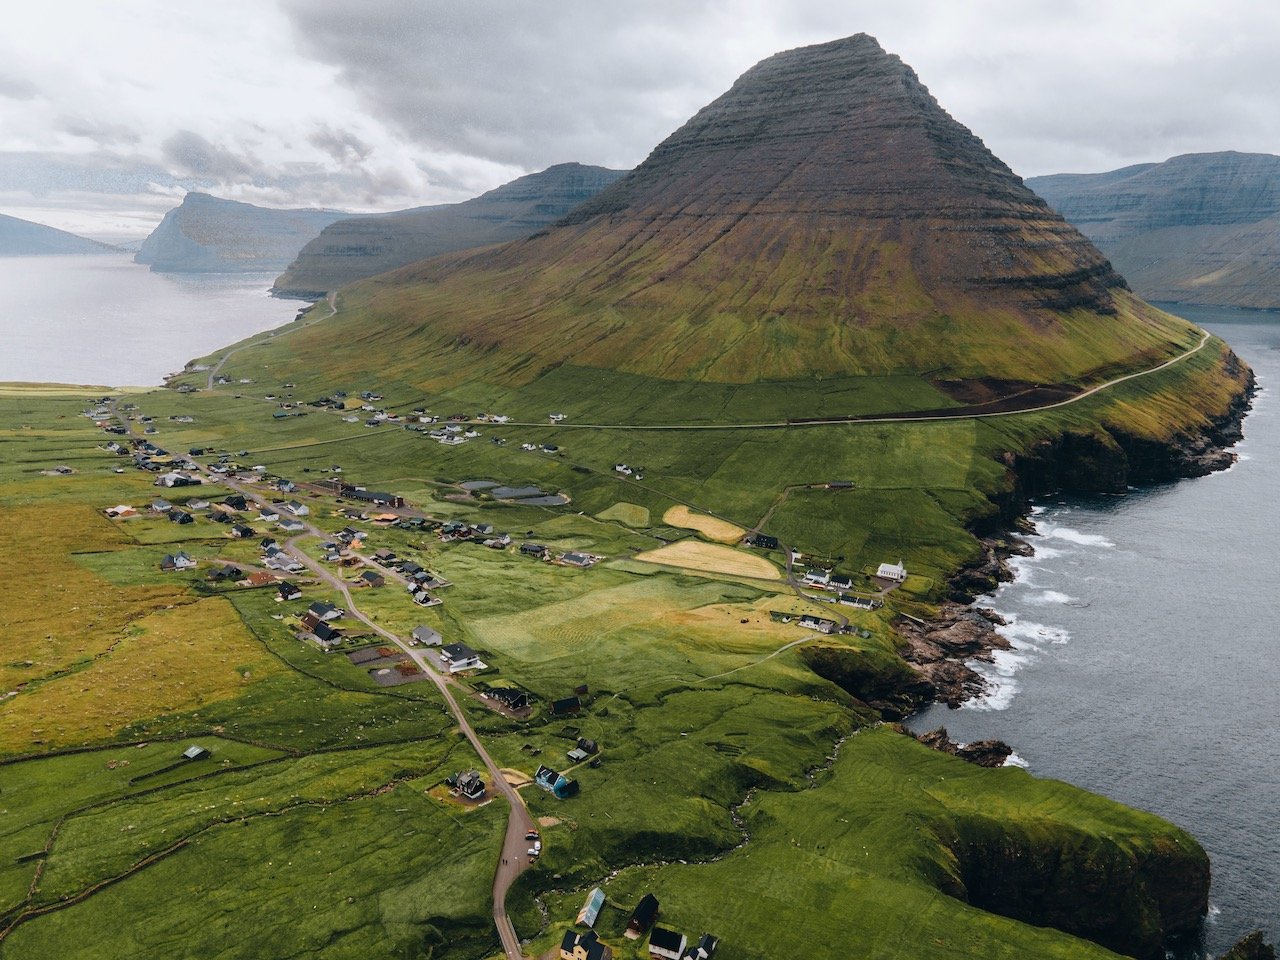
[910,306,1280,955]
[0,254,301,384]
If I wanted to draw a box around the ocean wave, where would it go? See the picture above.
[1003,752,1029,769]
[998,618,1071,647]
[1025,589,1076,606]
[1039,524,1115,548]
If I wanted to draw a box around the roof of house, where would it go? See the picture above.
[629,893,659,929]
[650,927,685,952]
[411,626,441,642]
[441,642,478,660]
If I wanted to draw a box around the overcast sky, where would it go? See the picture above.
[3,0,1278,240]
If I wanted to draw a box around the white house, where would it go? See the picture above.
[876,560,907,582]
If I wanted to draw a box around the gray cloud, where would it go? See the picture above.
[306,124,372,166]
[161,130,257,181]
[278,0,1280,178]
[0,74,38,101]
[58,116,142,147]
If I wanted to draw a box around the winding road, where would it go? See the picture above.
[205,292,337,390]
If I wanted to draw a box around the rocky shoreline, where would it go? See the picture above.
[900,354,1257,710]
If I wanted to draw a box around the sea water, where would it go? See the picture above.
[909,306,1280,955]
[0,254,302,385]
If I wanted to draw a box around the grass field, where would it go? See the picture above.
[662,505,746,543]
[633,541,781,581]
[0,317,1248,959]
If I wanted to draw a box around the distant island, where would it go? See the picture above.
[271,163,626,299]
[135,193,349,275]
[0,213,117,256]
[1029,151,1280,310]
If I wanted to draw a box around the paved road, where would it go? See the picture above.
[237,494,535,959]
[475,332,1213,432]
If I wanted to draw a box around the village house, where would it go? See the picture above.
[104,504,136,518]
[312,622,343,649]
[151,498,173,513]
[626,895,660,939]
[681,934,720,959]
[411,626,442,647]
[649,928,687,960]
[159,552,196,572]
[208,564,243,583]
[277,582,302,602]
[802,568,831,587]
[877,559,907,582]
[550,695,582,717]
[520,542,548,558]
[452,769,486,800]
[245,570,276,587]
[307,601,343,622]
[558,552,595,568]
[358,570,385,589]
[534,764,580,799]
[167,509,194,525]
[798,614,840,634]
[487,687,531,712]
[283,500,308,516]
[560,930,611,960]
[746,533,779,550]
[230,523,255,539]
[259,505,281,521]
[439,642,485,672]
[411,587,442,607]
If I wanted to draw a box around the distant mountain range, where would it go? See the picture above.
[271,163,626,299]
[135,193,349,274]
[1028,152,1280,309]
[0,213,117,256]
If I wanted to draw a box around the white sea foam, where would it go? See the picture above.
[1003,752,1029,769]
[1025,589,1076,606]
[1040,524,1114,548]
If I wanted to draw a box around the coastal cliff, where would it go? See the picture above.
[136,193,347,274]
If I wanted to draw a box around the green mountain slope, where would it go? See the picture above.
[252,34,1204,397]
[272,163,626,299]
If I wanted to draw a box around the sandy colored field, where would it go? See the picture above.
[634,540,780,580]
[596,501,651,527]
[0,596,280,752]
[0,504,189,694]
[663,505,747,543]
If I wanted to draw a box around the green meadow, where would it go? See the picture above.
[0,323,1247,960]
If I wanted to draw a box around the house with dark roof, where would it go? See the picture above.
[159,552,195,572]
[559,552,594,568]
[208,564,243,583]
[488,687,530,711]
[312,622,343,648]
[648,927,687,960]
[560,929,611,960]
[182,744,210,761]
[626,894,659,939]
[439,642,484,672]
[307,601,343,621]
[454,769,485,800]
[534,765,580,800]
[410,626,441,647]
[358,570,385,588]
[550,696,581,717]
[230,523,255,539]
[681,934,719,959]
[277,581,302,602]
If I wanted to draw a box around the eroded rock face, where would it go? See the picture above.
[913,726,1013,767]
[565,33,1127,315]
[272,163,625,298]
[894,602,1012,707]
